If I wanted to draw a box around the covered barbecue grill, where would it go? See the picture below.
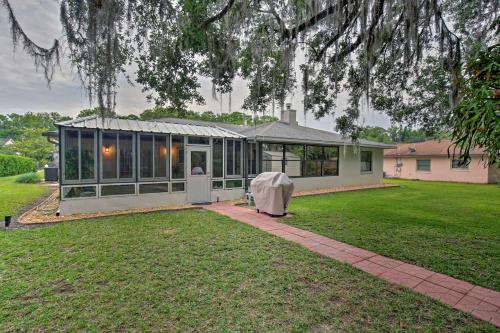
[250,172,294,216]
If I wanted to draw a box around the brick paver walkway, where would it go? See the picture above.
[205,203,500,327]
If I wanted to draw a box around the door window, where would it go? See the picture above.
[191,151,207,175]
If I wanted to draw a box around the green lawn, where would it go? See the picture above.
[283,179,500,290]
[0,172,49,218]
[0,210,495,332]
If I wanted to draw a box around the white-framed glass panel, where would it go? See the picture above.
[284,144,303,177]
[62,185,97,199]
[416,159,431,171]
[102,132,118,179]
[171,182,186,192]
[80,131,96,180]
[140,134,154,179]
[190,151,207,175]
[360,151,373,172]
[262,143,284,173]
[171,135,185,179]
[323,146,339,176]
[247,142,258,176]
[212,138,224,178]
[212,180,224,190]
[119,133,134,179]
[139,182,169,194]
[225,139,242,177]
[225,179,243,188]
[62,129,97,184]
[305,146,323,176]
[188,136,210,145]
[154,135,168,179]
[63,130,79,181]
[101,131,135,182]
[451,159,469,169]
[101,184,136,196]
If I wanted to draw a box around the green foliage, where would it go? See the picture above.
[11,128,55,166]
[0,112,70,140]
[138,107,277,125]
[0,154,36,177]
[359,126,450,144]
[358,126,393,144]
[15,172,41,184]
[448,44,499,165]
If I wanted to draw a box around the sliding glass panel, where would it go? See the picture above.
[323,146,339,176]
[80,131,95,180]
[119,133,134,179]
[235,141,242,176]
[285,145,303,177]
[171,136,185,179]
[102,132,118,179]
[226,140,234,175]
[154,135,168,178]
[64,130,79,180]
[247,143,257,175]
[212,138,224,178]
[261,143,283,173]
[140,135,154,178]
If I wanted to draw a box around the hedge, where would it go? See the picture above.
[0,154,37,177]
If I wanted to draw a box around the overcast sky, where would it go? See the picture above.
[0,1,390,132]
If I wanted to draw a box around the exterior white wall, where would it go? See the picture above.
[211,188,246,202]
[292,146,384,191]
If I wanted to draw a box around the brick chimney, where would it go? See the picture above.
[280,103,298,126]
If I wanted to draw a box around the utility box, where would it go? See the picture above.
[44,167,59,181]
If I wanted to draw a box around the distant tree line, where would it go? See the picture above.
[359,126,450,144]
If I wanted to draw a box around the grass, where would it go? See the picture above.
[283,179,500,290]
[0,171,49,218]
[0,210,496,332]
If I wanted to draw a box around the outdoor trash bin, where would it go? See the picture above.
[250,172,294,216]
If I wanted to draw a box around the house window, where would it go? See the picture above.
[188,136,210,145]
[171,136,185,179]
[212,180,224,190]
[226,139,242,177]
[139,183,169,194]
[212,138,224,178]
[261,143,284,173]
[305,146,323,176]
[417,159,431,171]
[360,151,372,172]
[323,147,339,176]
[247,142,257,176]
[62,185,97,199]
[225,179,243,188]
[171,182,185,192]
[451,159,469,169]
[101,131,135,181]
[63,129,97,183]
[285,144,304,177]
[139,134,168,180]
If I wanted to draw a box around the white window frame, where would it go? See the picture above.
[61,128,98,185]
[138,133,169,182]
[171,181,187,193]
[360,150,373,173]
[138,181,170,195]
[225,178,244,189]
[100,130,136,183]
[100,183,137,197]
[416,159,431,172]
[225,139,243,178]
[61,184,98,200]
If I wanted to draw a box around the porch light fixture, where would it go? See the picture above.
[104,146,110,153]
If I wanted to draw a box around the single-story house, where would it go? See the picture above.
[384,139,499,184]
[57,105,394,214]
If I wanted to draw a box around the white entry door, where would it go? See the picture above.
[187,146,211,203]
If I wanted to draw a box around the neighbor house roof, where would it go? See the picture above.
[384,139,485,157]
[57,116,245,138]
[240,121,395,148]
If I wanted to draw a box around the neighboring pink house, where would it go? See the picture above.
[384,139,500,184]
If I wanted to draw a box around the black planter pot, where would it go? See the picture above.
[5,216,12,228]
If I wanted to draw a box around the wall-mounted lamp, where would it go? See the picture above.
[104,146,110,153]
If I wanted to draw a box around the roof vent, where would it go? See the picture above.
[281,103,298,126]
[408,147,416,153]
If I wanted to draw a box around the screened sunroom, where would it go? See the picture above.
[57,117,247,214]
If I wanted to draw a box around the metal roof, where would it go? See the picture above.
[156,118,251,133]
[57,116,245,138]
[240,121,395,148]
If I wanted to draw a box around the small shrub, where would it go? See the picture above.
[15,172,41,184]
[0,154,37,177]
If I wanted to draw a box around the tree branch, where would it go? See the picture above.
[200,0,236,28]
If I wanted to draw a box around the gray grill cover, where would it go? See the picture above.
[250,172,294,215]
